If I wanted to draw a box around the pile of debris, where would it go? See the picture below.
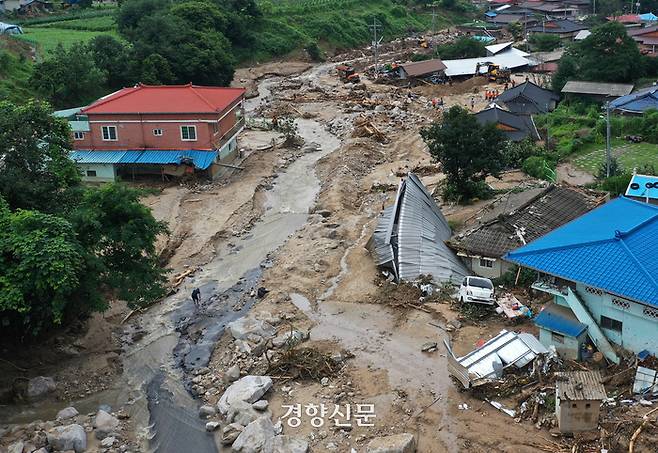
[351,116,389,143]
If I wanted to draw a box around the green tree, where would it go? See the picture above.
[70,184,168,305]
[30,44,106,108]
[421,106,507,201]
[437,36,486,59]
[87,35,132,91]
[553,22,643,91]
[528,33,561,52]
[0,100,81,213]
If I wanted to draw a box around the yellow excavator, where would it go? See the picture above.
[475,62,511,83]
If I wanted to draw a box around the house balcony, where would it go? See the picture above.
[532,280,569,298]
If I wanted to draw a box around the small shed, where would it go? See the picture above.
[555,371,606,433]
[398,59,446,80]
[561,81,634,101]
[535,303,588,360]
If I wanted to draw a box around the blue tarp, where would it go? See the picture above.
[640,12,658,21]
[473,35,496,43]
[610,85,658,114]
[506,197,658,308]
[71,150,218,170]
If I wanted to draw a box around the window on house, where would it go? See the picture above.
[101,126,117,141]
[74,131,85,140]
[601,315,623,333]
[153,129,163,136]
[585,403,591,408]
[571,403,578,408]
[181,125,197,141]
[86,170,97,177]
[479,258,494,268]
[551,332,565,344]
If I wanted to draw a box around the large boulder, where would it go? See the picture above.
[57,406,79,420]
[47,424,87,453]
[227,317,275,341]
[27,376,56,400]
[263,435,309,453]
[366,433,416,453]
[7,441,24,453]
[221,423,244,445]
[231,417,276,453]
[227,400,269,426]
[218,375,273,415]
[93,409,119,439]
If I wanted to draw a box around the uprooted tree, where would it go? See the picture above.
[421,106,507,202]
[0,100,168,339]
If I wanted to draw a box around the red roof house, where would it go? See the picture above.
[75,84,246,152]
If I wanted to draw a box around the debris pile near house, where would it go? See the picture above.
[266,346,349,383]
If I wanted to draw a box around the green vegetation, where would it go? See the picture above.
[16,27,121,55]
[528,33,561,52]
[421,106,508,202]
[573,143,658,174]
[436,36,486,59]
[0,101,167,338]
[0,38,32,103]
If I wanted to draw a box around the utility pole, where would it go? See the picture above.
[431,4,438,36]
[606,101,612,177]
[369,18,382,78]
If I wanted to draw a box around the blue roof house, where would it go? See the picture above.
[609,85,658,115]
[506,197,658,364]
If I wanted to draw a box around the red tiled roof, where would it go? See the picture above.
[82,83,246,115]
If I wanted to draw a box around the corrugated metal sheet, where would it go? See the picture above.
[70,150,218,170]
[70,150,127,164]
[445,330,548,388]
[367,173,468,284]
[556,371,607,400]
[633,366,658,395]
[443,49,529,77]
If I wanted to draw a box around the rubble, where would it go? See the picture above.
[26,376,56,400]
[218,375,273,415]
[266,346,345,382]
[56,406,79,420]
[46,424,87,453]
[231,417,276,453]
[93,409,119,440]
[366,433,416,453]
[263,435,310,453]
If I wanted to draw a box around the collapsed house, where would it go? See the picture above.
[448,185,607,279]
[367,173,468,284]
[474,105,541,142]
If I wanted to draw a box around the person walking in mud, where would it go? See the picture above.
[191,288,201,308]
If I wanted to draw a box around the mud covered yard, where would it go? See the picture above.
[2,52,656,453]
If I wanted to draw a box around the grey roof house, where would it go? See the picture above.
[474,105,541,142]
[367,173,467,284]
[398,59,446,80]
[561,81,634,100]
[527,19,588,38]
[448,185,607,278]
[496,81,560,115]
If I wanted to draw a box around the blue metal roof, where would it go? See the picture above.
[640,12,658,21]
[70,150,218,170]
[70,150,128,164]
[506,197,658,307]
[626,174,658,200]
[535,305,587,337]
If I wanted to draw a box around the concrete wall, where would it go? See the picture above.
[538,328,583,360]
[556,397,600,433]
[78,163,117,183]
[468,256,514,279]
[553,283,658,355]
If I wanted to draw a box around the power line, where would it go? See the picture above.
[369,18,383,77]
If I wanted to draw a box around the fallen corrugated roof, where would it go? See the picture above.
[486,41,513,55]
[562,81,634,97]
[367,173,468,283]
[442,49,530,77]
[445,330,548,388]
[556,371,607,400]
[400,59,447,77]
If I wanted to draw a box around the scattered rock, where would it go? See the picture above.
[57,406,80,420]
[206,421,221,432]
[224,364,241,383]
[227,317,276,341]
[252,400,269,411]
[421,342,438,353]
[94,410,119,440]
[231,417,276,453]
[32,430,48,448]
[33,449,48,453]
[199,405,217,418]
[218,375,273,415]
[321,377,329,386]
[47,424,87,453]
[263,435,309,453]
[7,441,24,453]
[98,404,112,413]
[221,423,244,445]
[227,400,268,426]
[26,376,56,400]
[366,433,416,453]
[100,436,116,447]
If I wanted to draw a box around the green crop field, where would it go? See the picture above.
[16,27,120,56]
[572,142,658,174]
[37,15,116,32]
